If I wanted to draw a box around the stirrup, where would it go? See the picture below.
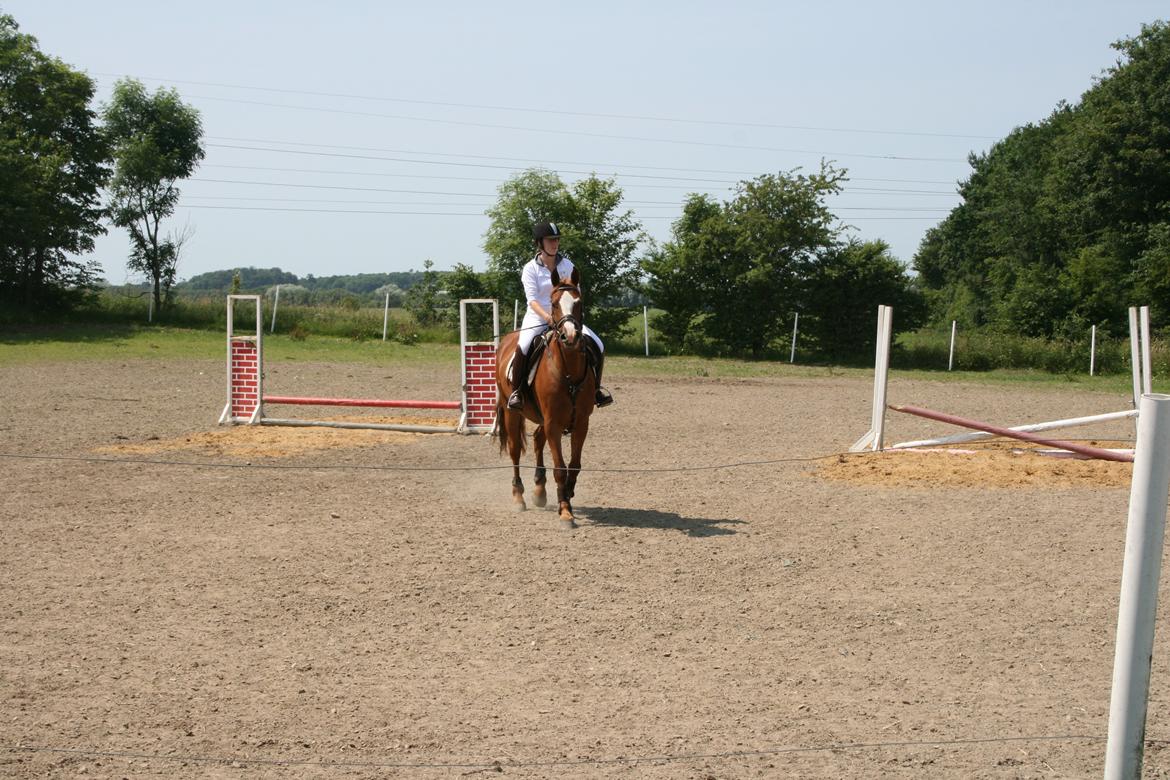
[507,389,524,410]
[595,387,614,408]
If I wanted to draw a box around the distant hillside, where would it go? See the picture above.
[177,267,428,293]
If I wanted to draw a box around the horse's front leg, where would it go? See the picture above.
[545,428,576,529]
[565,417,589,504]
[532,425,548,509]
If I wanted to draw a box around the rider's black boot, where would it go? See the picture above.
[507,349,529,410]
[590,344,613,408]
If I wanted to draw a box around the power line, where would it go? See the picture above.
[189,177,959,198]
[181,195,950,212]
[207,134,961,185]
[185,94,969,164]
[176,205,945,221]
[98,72,998,141]
[205,142,965,189]
[206,142,741,184]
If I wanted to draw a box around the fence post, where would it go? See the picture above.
[644,305,650,357]
[270,284,280,333]
[513,299,519,331]
[147,292,154,323]
[1104,393,1170,779]
[1091,325,1097,377]
[382,292,390,341]
[948,320,957,371]
[790,312,799,363]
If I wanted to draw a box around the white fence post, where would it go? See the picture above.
[270,284,280,333]
[382,292,390,342]
[643,305,650,357]
[147,292,154,323]
[948,320,957,371]
[1091,325,1097,377]
[1104,393,1170,779]
[790,312,799,363]
[513,299,519,331]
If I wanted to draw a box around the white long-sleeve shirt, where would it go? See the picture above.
[521,253,575,312]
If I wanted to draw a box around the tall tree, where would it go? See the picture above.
[804,239,926,361]
[483,168,644,336]
[914,21,1170,335]
[104,78,203,313]
[0,14,110,311]
[642,164,846,357]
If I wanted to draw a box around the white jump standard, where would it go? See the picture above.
[850,304,1149,453]
[218,295,498,434]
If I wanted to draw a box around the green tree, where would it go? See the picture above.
[0,14,110,311]
[804,239,926,361]
[643,164,845,357]
[914,21,1170,335]
[404,259,442,325]
[104,78,204,313]
[483,168,644,336]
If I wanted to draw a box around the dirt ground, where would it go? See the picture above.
[2,355,1168,778]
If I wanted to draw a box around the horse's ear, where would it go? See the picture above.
[571,267,580,286]
[550,265,561,286]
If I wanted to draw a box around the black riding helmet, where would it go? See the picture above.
[532,221,561,243]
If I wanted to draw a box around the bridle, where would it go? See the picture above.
[550,283,583,348]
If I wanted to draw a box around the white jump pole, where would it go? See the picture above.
[948,320,956,371]
[1091,325,1097,377]
[643,305,650,357]
[382,292,390,342]
[850,305,892,452]
[890,408,1138,450]
[270,284,280,333]
[1130,307,1143,408]
[790,312,799,363]
[1141,306,1152,396]
[1104,393,1170,779]
[513,299,519,331]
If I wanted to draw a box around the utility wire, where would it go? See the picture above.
[0,450,837,475]
[181,195,951,212]
[97,72,997,141]
[188,176,958,197]
[206,134,961,185]
[204,143,965,190]
[5,734,1106,771]
[184,94,968,164]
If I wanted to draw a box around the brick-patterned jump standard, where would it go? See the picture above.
[219,296,499,434]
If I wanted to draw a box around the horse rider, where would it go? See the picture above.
[507,221,614,411]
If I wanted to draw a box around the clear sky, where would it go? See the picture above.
[4,1,1166,283]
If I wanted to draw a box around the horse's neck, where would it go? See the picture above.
[549,339,587,381]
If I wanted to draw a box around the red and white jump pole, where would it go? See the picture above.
[218,295,498,434]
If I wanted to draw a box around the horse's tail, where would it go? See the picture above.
[492,398,506,453]
[493,397,527,456]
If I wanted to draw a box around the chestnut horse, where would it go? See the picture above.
[493,267,597,529]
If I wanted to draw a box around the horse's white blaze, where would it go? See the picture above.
[559,292,578,341]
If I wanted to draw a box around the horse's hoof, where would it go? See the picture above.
[559,517,577,530]
[533,494,548,509]
[512,502,527,513]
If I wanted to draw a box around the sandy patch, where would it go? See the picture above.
[817,439,1134,488]
[92,415,452,459]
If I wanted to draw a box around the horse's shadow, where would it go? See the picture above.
[576,506,745,537]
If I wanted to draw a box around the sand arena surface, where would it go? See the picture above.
[1,356,1164,778]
